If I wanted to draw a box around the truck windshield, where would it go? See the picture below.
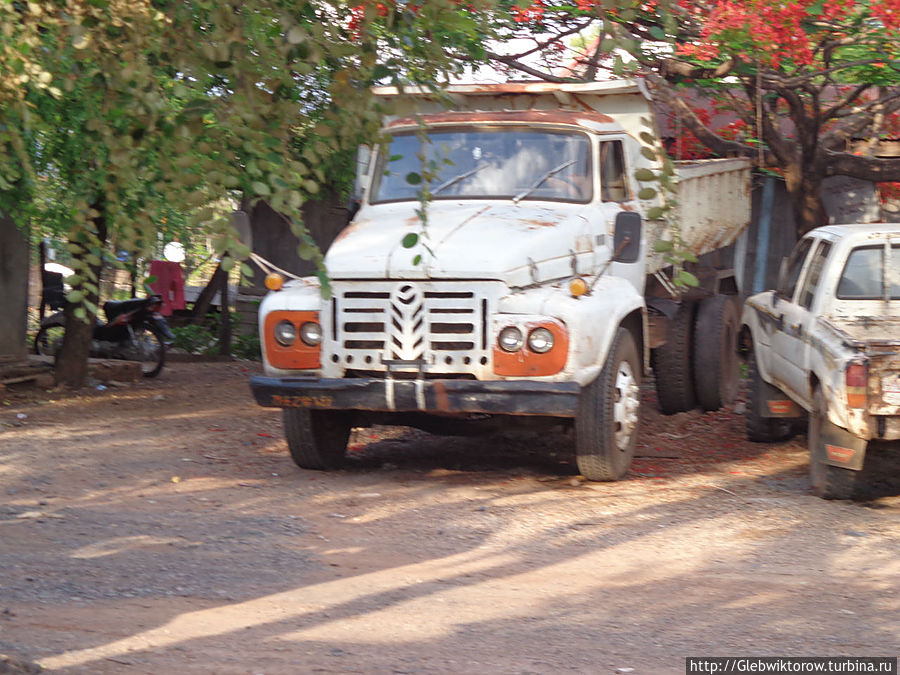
[836,244,900,300]
[370,128,592,204]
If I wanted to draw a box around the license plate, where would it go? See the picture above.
[883,373,900,405]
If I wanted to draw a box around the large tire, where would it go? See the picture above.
[808,388,858,500]
[745,349,792,443]
[135,324,166,378]
[692,294,740,411]
[283,408,351,471]
[650,301,696,414]
[575,328,641,481]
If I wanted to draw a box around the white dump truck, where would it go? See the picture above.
[250,80,751,480]
[741,224,900,498]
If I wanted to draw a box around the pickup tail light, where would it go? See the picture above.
[845,363,868,409]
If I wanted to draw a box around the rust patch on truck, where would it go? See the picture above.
[387,110,615,130]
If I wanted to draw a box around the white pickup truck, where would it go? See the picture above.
[741,224,900,498]
[250,81,751,480]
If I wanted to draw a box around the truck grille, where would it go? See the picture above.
[329,281,495,374]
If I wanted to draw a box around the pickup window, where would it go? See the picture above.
[836,244,900,300]
[778,237,813,300]
[371,127,593,204]
[799,240,832,309]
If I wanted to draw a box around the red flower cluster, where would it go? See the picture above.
[512,0,546,23]
[676,1,900,68]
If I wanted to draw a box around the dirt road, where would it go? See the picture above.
[1,362,898,674]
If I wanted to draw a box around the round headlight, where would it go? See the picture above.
[528,327,555,353]
[274,320,296,346]
[498,326,524,352]
[299,321,322,346]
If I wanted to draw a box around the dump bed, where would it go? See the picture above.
[645,158,752,275]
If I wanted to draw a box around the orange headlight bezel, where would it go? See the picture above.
[493,319,568,377]
[264,310,321,370]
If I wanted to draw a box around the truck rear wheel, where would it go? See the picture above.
[575,327,641,481]
[282,408,351,471]
[692,294,740,411]
[809,388,858,500]
[650,301,696,414]
[745,350,792,443]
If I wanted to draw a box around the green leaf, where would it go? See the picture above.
[677,270,699,287]
[287,26,305,45]
[638,187,658,200]
[221,257,235,273]
[74,307,87,320]
[298,241,317,260]
[646,206,666,220]
[405,172,422,185]
[639,131,656,145]
[634,168,656,181]
[412,254,422,265]
[402,232,419,248]
[251,181,270,196]
[66,290,85,303]
[649,25,667,41]
[653,239,674,253]
[640,147,657,161]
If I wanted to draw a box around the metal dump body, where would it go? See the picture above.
[647,158,752,275]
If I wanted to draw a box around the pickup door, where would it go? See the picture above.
[767,236,832,406]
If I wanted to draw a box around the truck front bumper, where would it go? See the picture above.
[250,375,581,417]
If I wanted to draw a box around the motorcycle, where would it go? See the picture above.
[34,295,175,378]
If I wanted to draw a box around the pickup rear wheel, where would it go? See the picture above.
[283,408,351,471]
[745,349,793,442]
[692,294,740,411]
[651,300,696,414]
[808,388,858,500]
[575,327,641,481]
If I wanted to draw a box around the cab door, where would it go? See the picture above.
[770,238,832,405]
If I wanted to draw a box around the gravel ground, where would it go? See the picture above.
[1,361,898,674]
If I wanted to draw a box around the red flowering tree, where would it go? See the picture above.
[488,0,900,235]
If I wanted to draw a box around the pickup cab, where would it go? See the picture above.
[741,224,900,498]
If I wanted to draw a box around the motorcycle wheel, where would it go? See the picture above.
[135,324,166,378]
[34,324,66,358]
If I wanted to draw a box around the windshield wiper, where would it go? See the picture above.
[513,159,577,204]
[433,162,488,195]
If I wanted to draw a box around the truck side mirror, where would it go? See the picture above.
[613,211,641,263]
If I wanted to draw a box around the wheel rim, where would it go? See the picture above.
[136,329,162,374]
[613,359,640,451]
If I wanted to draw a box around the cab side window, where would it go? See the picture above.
[599,141,629,203]
[798,241,831,309]
[778,237,813,301]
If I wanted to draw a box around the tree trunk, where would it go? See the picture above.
[54,202,108,388]
[783,164,828,239]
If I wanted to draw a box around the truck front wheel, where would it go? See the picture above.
[575,328,641,481]
[282,408,351,471]
[808,388,858,500]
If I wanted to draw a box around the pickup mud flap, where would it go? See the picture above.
[816,420,868,471]
[756,379,804,418]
